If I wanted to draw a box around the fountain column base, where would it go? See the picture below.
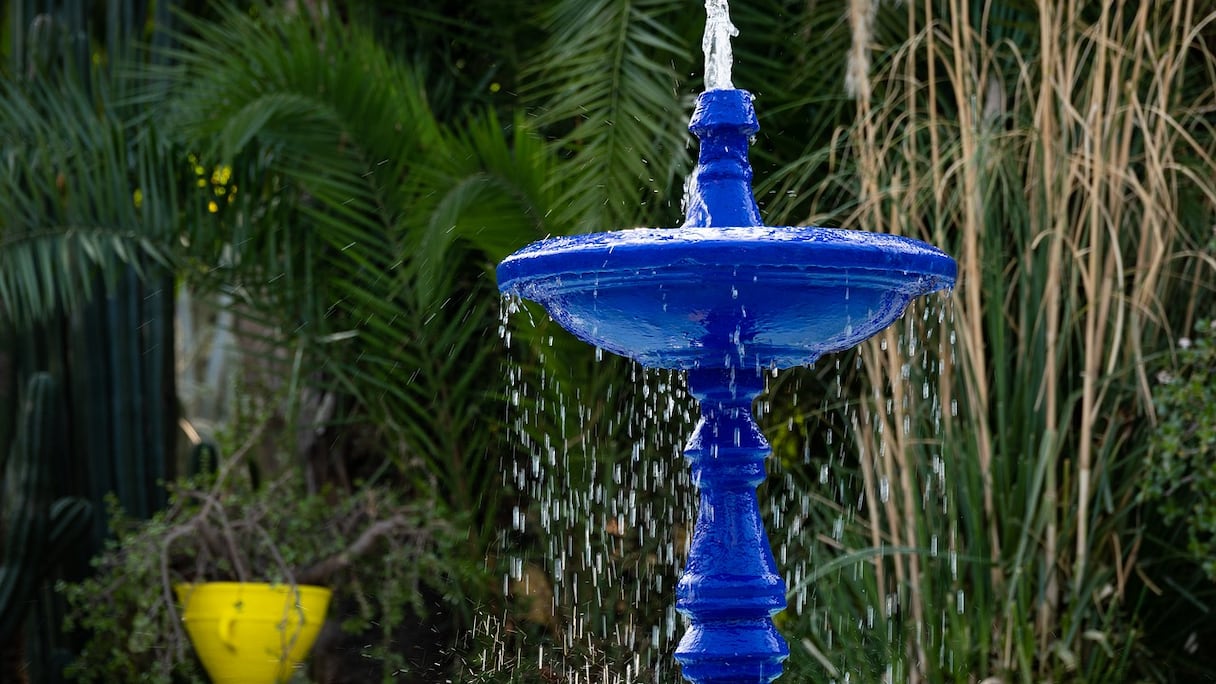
[675,368,789,684]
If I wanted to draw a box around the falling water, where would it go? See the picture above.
[488,295,699,682]
[703,0,738,91]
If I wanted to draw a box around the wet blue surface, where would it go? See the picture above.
[497,225,956,371]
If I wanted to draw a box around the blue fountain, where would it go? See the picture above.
[498,86,955,682]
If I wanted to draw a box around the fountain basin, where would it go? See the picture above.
[497,225,956,370]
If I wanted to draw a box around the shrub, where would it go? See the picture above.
[1143,320,1216,580]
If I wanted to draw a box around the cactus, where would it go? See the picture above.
[0,372,92,647]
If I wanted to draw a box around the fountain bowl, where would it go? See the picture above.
[497,225,956,371]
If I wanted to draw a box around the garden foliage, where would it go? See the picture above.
[1144,321,1216,580]
[1,1,1215,682]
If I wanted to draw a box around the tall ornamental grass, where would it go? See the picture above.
[783,1,1216,682]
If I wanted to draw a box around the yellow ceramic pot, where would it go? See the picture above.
[175,582,332,684]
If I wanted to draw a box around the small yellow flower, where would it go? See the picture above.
[207,200,219,213]
[133,188,143,209]
[211,165,232,185]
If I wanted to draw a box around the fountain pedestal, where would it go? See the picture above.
[676,368,787,683]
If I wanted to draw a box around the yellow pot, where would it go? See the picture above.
[175,582,332,684]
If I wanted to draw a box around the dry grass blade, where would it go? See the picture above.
[820,0,1216,680]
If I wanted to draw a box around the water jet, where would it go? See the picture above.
[498,7,956,682]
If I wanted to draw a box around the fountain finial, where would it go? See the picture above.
[687,3,761,229]
[681,89,763,229]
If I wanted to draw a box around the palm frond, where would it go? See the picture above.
[525,0,693,234]
[405,110,557,299]
[160,6,563,559]
[0,74,179,326]
[726,0,858,226]
[165,3,436,322]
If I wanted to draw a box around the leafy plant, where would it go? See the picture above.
[524,0,692,234]
[1144,320,1216,579]
[0,24,181,328]
[161,1,552,558]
